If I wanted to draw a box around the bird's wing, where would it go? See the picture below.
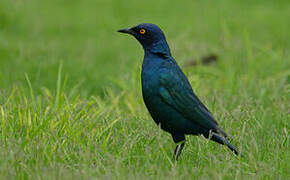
[158,65,227,137]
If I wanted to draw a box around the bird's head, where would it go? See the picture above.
[118,23,171,56]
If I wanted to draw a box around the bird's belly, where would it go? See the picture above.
[143,96,202,135]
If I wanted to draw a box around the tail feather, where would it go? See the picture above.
[210,133,239,155]
[215,127,228,138]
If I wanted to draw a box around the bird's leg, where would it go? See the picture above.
[172,134,186,161]
[174,141,185,161]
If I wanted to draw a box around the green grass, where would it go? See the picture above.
[0,0,289,179]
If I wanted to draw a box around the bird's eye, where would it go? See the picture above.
[139,29,146,34]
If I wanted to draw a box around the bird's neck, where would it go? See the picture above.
[142,41,174,72]
[144,39,171,58]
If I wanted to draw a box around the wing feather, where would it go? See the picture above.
[158,64,227,137]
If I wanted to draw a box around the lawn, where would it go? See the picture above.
[0,0,289,179]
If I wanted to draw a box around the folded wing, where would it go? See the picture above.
[159,65,227,137]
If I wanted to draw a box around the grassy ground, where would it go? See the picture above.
[0,0,289,179]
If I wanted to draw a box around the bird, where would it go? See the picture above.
[118,23,239,160]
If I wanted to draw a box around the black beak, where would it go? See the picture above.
[117,28,134,35]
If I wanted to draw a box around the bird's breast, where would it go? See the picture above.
[141,69,159,95]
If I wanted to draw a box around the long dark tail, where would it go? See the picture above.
[210,133,239,155]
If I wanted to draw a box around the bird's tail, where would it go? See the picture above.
[210,133,239,155]
[216,127,228,138]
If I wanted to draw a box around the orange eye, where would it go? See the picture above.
[140,29,146,34]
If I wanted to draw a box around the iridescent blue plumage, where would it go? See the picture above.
[118,23,239,160]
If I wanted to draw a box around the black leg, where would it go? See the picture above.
[172,134,186,161]
[174,142,185,161]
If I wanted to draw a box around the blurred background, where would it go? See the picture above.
[1,0,289,96]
